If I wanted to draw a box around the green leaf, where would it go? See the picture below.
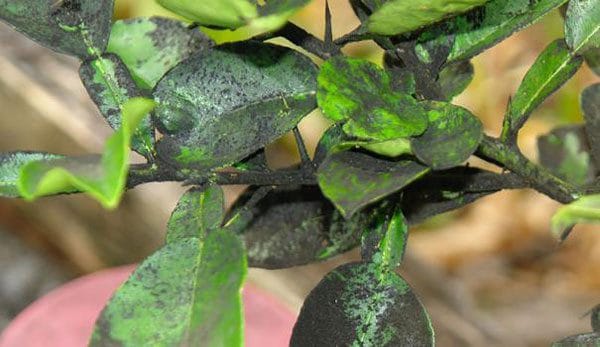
[584,47,600,77]
[565,0,600,54]
[107,17,213,90]
[366,0,489,36]
[538,125,594,187]
[80,54,155,159]
[291,262,434,347]
[0,152,65,198]
[317,150,430,218]
[582,83,600,169]
[438,60,474,101]
[551,194,600,238]
[411,101,483,170]
[503,39,583,140]
[233,150,270,172]
[361,207,409,270]
[0,0,114,59]
[317,56,428,141]
[17,98,155,209]
[166,185,225,243]
[153,41,318,171]
[90,229,247,347]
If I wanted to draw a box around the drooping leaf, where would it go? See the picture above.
[166,185,225,243]
[90,229,247,347]
[317,56,428,141]
[565,0,600,54]
[538,125,595,186]
[503,39,583,140]
[366,0,488,36]
[411,101,483,170]
[0,0,114,59]
[0,152,65,198]
[438,60,474,101]
[153,41,317,171]
[582,83,600,169]
[291,262,434,347]
[551,194,600,238]
[360,207,409,269]
[317,150,430,218]
[80,54,155,159]
[107,17,213,90]
[17,98,156,209]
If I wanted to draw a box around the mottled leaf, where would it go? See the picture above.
[538,125,595,186]
[166,185,225,243]
[0,0,113,59]
[366,0,488,36]
[317,56,428,141]
[0,152,64,198]
[153,41,318,171]
[503,40,583,140]
[317,150,430,218]
[565,0,600,54]
[582,83,600,169]
[411,101,483,170]
[291,262,434,347]
[360,207,409,269]
[438,60,474,101]
[107,17,213,90]
[90,230,246,347]
[80,54,155,159]
[17,98,155,209]
[551,194,600,238]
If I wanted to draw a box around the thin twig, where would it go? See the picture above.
[293,127,312,165]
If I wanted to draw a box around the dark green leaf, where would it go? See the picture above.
[551,194,600,238]
[233,149,270,172]
[153,41,318,171]
[360,207,408,269]
[317,56,428,141]
[552,333,600,346]
[438,60,474,101]
[584,48,600,76]
[503,39,583,140]
[0,0,114,59]
[366,0,488,36]
[411,101,483,170]
[166,185,225,243]
[0,152,64,198]
[538,125,595,186]
[107,17,213,90]
[582,83,600,169]
[591,303,600,332]
[565,0,600,54]
[91,229,247,346]
[291,262,434,347]
[79,54,155,159]
[18,98,155,209]
[317,150,430,218]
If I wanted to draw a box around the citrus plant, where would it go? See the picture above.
[1,0,600,345]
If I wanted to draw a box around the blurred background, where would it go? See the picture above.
[0,1,598,346]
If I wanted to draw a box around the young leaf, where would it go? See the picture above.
[166,185,225,243]
[0,152,65,198]
[538,125,595,186]
[582,83,600,169]
[17,98,155,209]
[153,41,318,171]
[0,0,114,59]
[551,194,600,238]
[107,17,213,90]
[411,101,483,170]
[317,150,430,218]
[565,0,600,54]
[361,207,409,269]
[438,60,474,101]
[90,230,247,346]
[80,54,155,159]
[317,56,428,141]
[502,40,583,141]
[366,0,488,36]
[291,262,434,347]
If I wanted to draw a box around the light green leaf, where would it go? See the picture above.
[0,0,113,59]
[166,185,225,243]
[582,83,600,169]
[107,17,213,90]
[0,152,65,198]
[17,98,156,209]
[361,207,409,270]
[565,0,600,53]
[366,0,488,36]
[317,56,428,141]
[551,194,600,238]
[503,39,583,140]
[90,229,247,347]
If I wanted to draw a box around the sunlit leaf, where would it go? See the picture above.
[0,152,64,198]
[582,83,600,169]
[565,0,600,54]
[551,194,600,238]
